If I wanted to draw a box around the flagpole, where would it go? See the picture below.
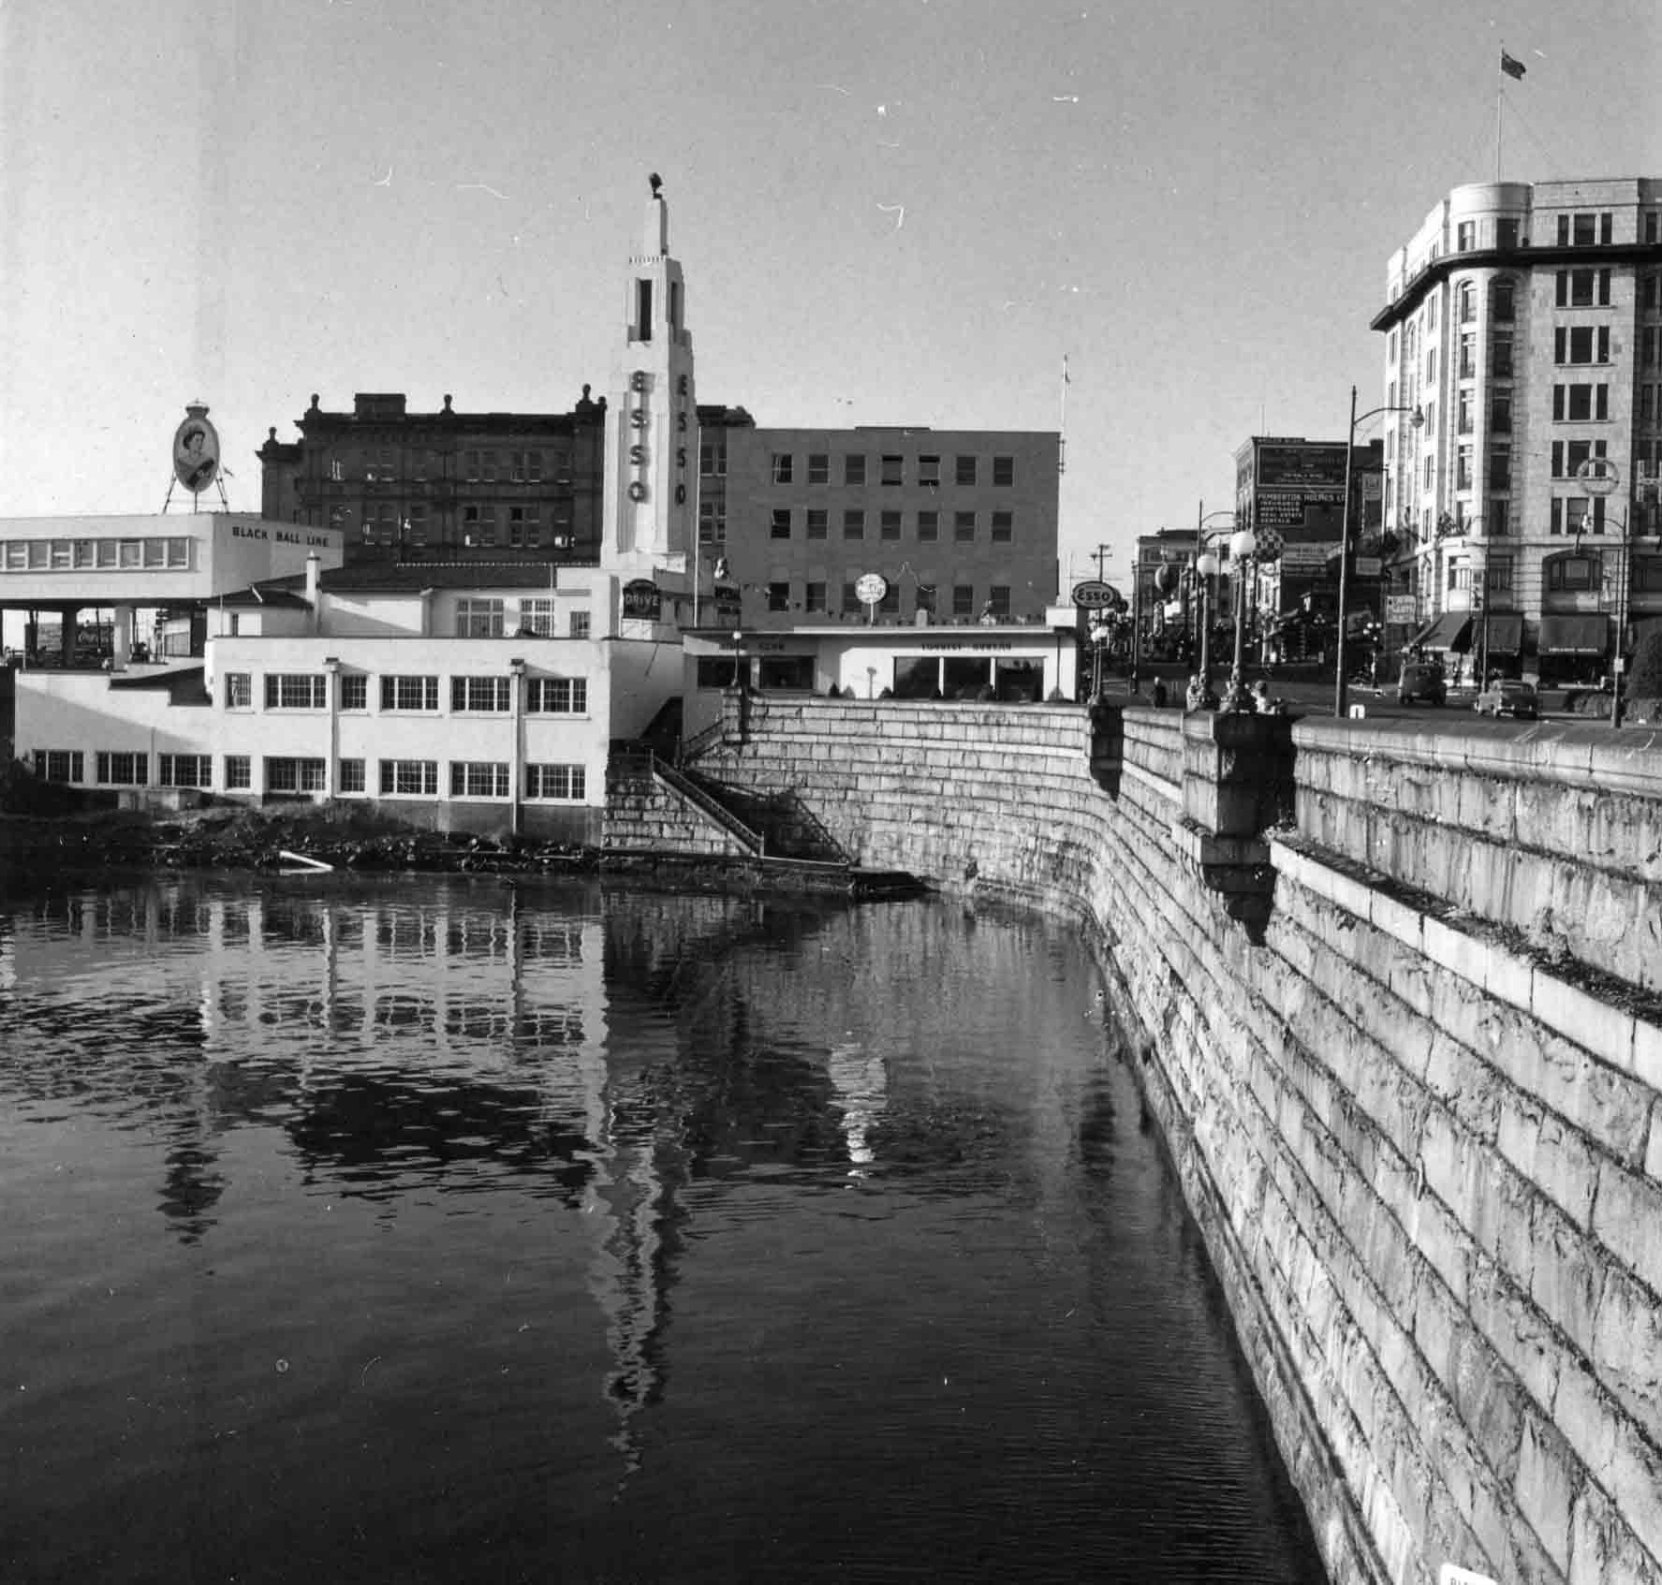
[1059,354,1069,477]
[1496,45,1504,180]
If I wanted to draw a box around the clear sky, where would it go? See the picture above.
[3,0,1659,591]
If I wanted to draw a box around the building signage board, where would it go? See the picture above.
[622,578,662,619]
[1255,443,1349,492]
[1386,595,1420,625]
[1355,556,1383,577]
[1279,542,1340,571]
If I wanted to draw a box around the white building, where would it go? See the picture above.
[1374,177,1662,683]
[12,179,715,839]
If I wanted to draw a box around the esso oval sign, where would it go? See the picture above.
[855,573,889,605]
[1071,580,1119,609]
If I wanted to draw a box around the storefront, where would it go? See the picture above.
[1536,614,1611,686]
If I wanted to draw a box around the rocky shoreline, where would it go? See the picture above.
[0,805,599,882]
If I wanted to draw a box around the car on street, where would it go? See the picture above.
[1396,661,1447,706]
[1474,679,1539,719]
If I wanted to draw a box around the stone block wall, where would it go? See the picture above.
[689,693,1662,1585]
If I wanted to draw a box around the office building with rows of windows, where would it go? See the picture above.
[693,413,1060,629]
[1372,177,1662,684]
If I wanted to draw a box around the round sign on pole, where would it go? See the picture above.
[1576,456,1621,496]
[855,572,888,606]
[172,404,221,495]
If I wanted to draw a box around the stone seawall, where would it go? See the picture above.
[691,693,1662,1585]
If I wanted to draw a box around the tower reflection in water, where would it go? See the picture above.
[6,877,898,1486]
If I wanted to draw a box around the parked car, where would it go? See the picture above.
[1396,662,1447,706]
[1474,679,1539,719]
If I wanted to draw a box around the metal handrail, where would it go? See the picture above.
[649,754,765,855]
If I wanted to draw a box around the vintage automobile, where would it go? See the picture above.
[1473,679,1539,719]
[1396,661,1447,706]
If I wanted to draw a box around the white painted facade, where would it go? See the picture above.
[11,182,712,840]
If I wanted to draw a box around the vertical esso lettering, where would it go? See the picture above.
[629,370,650,503]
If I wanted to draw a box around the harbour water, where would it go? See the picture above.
[0,873,1325,1583]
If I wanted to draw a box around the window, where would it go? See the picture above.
[988,586,1011,618]
[881,455,904,486]
[1490,280,1515,322]
[1556,326,1608,365]
[1545,551,1600,589]
[264,673,327,710]
[767,582,791,612]
[37,750,83,783]
[157,754,211,788]
[519,599,555,636]
[700,435,728,477]
[770,508,792,540]
[843,509,865,540]
[450,676,511,712]
[879,583,900,616]
[95,752,147,786]
[407,504,429,544]
[1552,438,1607,478]
[806,508,828,540]
[1550,499,1604,537]
[1425,348,1437,384]
[225,673,252,709]
[917,510,939,542]
[1456,282,1475,322]
[841,582,858,613]
[698,497,726,544]
[450,762,510,798]
[339,759,366,794]
[1456,447,1473,491]
[771,454,794,485]
[955,456,977,486]
[844,454,867,486]
[1457,390,1474,434]
[1457,221,1476,252]
[456,598,505,637]
[1491,394,1512,434]
[808,453,829,485]
[1644,327,1662,368]
[1486,555,1514,596]
[954,512,976,542]
[527,677,587,713]
[1497,218,1520,249]
[1491,337,1514,378]
[526,764,586,800]
[918,455,941,486]
[224,756,251,790]
[569,611,591,639]
[1649,213,1661,245]
[266,758,326,794]
[1426,296,1438,332]
[804,582,828,614]
[952,585,974,618]
[1488,449,1511,491]
[1458,333,1476,379]
[880,510,902,541]
[992,456,1014,487]
[991,511,1013,543]
[1487,499,1510,536]
[380,759,439,796]
[381,675,440,711]
[1557,269,1611,308]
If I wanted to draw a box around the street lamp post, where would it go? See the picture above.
[1336,386,1422,719]
[1195,550,1219,693]
[1222,527,1258,711]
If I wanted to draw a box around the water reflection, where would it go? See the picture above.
[0,876,1325,1584]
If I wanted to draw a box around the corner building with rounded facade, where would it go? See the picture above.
[1373,177,1662,683]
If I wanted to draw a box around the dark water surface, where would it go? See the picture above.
[0,875,1324,1584]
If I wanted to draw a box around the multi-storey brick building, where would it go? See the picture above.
[1372,177,1662,683]
[256,388,608,564]
[695,412,1060,628]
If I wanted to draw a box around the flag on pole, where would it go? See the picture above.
[1500,49,1526,80]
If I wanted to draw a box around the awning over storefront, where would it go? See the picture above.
[1480,615,1524,655]
[1410,613,1472,652]
[1537,614,1611,655]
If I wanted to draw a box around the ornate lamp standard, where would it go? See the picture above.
[1336,387,1423,719]
[1221,526,1259,712]
[1194,550,1220,693]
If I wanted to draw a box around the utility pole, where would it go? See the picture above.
[1094,543,1112,582]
